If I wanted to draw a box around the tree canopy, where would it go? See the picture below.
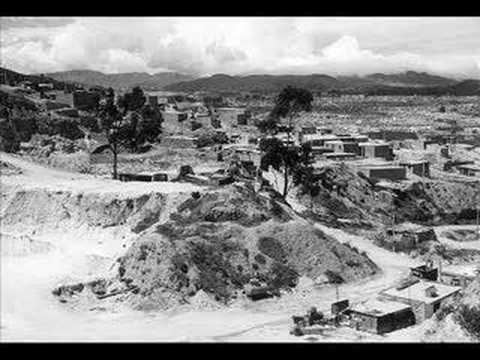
[269,86,313,120]
[256,86,313,134]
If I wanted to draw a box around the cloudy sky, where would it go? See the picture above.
[1,17,480,79]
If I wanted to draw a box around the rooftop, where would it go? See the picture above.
[163,135,198,141]
[442,264,480,279]
[303,134,339,141]
[324,152,357,158]
[350,299,411,317]
[389,222,430,233]
[324,140,344,145]
[382,281,461,305]
[457,165,480,172]
[359,141,391,147]
[399,160,430,166]
[356,164,404,170]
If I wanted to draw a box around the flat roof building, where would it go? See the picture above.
[302,134,340,147]
[399,160,430,178]
[380,281,461,322]
[440,264,479,288]
[355,164,406,182]
[324,152,357,161]
[457,164,480,177]
[347,299,415,334]
[359,141,394,161]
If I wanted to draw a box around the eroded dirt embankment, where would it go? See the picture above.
[1,154,379,314]
[48,184,377,311]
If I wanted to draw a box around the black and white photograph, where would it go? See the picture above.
[0,16,479,343]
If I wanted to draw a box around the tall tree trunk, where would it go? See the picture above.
[283,164,288,197]
[112,144,118,180]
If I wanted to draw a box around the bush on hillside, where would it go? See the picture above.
[458,305,480,339]
[196,130,229,148]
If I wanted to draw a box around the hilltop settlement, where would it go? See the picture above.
[1,66,480,342]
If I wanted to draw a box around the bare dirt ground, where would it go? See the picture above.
[0,153,473,342]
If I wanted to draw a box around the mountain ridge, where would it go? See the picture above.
[164,71,467,94]
[44,70,195,91]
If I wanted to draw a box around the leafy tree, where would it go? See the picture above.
[117,86,146,112]
[0,118,19,152]
[258,86,313,197]
[292,143,320,197]
[117,87,162,152]
[97,87,163,178]
[97,88,125,180]
[259,137,300,197]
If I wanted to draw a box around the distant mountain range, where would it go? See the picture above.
[2,66,480,96]
[164,71,468,94]
[44,70,195,91]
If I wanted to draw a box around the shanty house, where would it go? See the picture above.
[457,164,480,177]
[356,164,406,182]
[410,264,439,281]
[386,223,437,247]
[400,160,430,177]
[440,265,479,288]
[302,134,339,147]
[347,299,416,334]
[359,141,394,161]
[324,152,357,161]
[380,281,461,323]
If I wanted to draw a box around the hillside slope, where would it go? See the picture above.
[294,164,479,229]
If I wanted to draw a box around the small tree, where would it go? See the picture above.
[97,88,126,180]
[117,87,162,152]
[292,143,320,197]
[259,137,302,197]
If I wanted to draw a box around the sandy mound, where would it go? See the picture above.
[54,184,378,311]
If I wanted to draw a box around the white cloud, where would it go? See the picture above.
[1,17,479,79]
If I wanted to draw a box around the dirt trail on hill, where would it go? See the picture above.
[211,224,420,342]
[0,152,202,195]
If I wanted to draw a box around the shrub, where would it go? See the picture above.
[458,305,480,339]
[270,262,298,289]
[258,237,286,263]
[191,191,201,200]
[254,253,266,265]
[196,130,228,148]
[324,270,344,284]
